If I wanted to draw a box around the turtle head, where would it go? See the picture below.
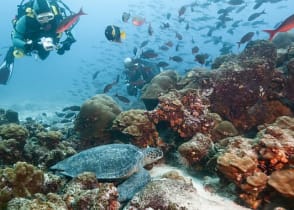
[142,147,163,165]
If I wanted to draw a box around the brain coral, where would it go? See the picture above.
[74,94,121,147]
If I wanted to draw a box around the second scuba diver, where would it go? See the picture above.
[0,0,84,85]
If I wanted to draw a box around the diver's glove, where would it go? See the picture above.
[57,35,76,55]
[24,40,34,53]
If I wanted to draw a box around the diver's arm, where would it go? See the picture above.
[11,16,27,50]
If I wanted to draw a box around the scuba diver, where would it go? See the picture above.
[123,56,160,96]
[105,25,126,43]
[0,0,80,85]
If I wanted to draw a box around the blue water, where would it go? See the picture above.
[0,0,292,112]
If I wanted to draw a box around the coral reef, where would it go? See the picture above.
[141,70,179,110]
[178,133,213,167]
[211,120,239,142]
[62,172,120,210]
[7,193,67,210]
[0,109,19,125]
[0,123,29,164]
[216,116,294,209]
[0,162,44,209]
[0,123,29,141]
[111,109,161,147]
[210,41,292,131]
[147,89,214,139]
[268,169,294,198]
[74,94,121,148]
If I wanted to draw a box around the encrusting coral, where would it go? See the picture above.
[0,162,44,209]
[147,88,214,139]
[111,109,161,147]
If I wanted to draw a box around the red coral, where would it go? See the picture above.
[147,89,214,139]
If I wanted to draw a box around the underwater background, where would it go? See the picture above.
[0,1,294,209]
[0,0,293,115]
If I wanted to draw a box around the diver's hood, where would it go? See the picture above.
[33,0,52,15]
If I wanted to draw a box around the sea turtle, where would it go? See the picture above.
[50,143,163,202]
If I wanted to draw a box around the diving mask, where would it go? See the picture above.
[36,12,54,24]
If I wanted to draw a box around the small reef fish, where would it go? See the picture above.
[122,12,131,22]
[103,75,119,93]
[263,14,294,41]
[194,53,209,65]
[140,40,149,48]
[141,49,158,59]
[148,23,154,36]
[114,93,130,103]
[178,6,186,16]
[132,16,145,26]
[92,70,100,80]
[169,56,183,62]
[192,46,199,54]
[237,32,254,48]
[227,0,244,5]
[247,10,266,21]
[56,8,86,33]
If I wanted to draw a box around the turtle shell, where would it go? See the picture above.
[51,144,144,179]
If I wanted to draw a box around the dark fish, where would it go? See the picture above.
[175,31,183,40]
[62,105,81,112]
[55,112,65,117]
[237,32,254,48]
[185,22,190,30]
[92,71,100,80]
[169,56,183,62]
[253,2,263,10]
[103,83,114,93]
[159,45,169,51]
[235,4,247,13]
[140,40,149,48]
[248,10,265,21]
[165,41,173,47]
[178,6,186,16]
[116,74,120,83]
[148,23,154,36]
[133,47,138,56]
[157,61,169,68]
[161,22,170,29]
[64,112,76,119]
[192,46,199,54]
[103,75,119,93]
[263,14,294,41]
[122,12,131,22]
[175,43,182,51]
[166,13,171,19]
[194,53,209,65]
[228,0,244,5]
[115,93,130,103]
[141,49,158,59]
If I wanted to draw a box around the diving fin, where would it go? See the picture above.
[0,47,14,85]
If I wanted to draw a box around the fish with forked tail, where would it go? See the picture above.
[263,14,294,41]
[114,93,130,103]
[56,8,87,33]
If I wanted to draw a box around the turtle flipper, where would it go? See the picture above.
[117,168,151,202]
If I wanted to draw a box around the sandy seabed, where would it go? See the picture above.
[150,164,251,210]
